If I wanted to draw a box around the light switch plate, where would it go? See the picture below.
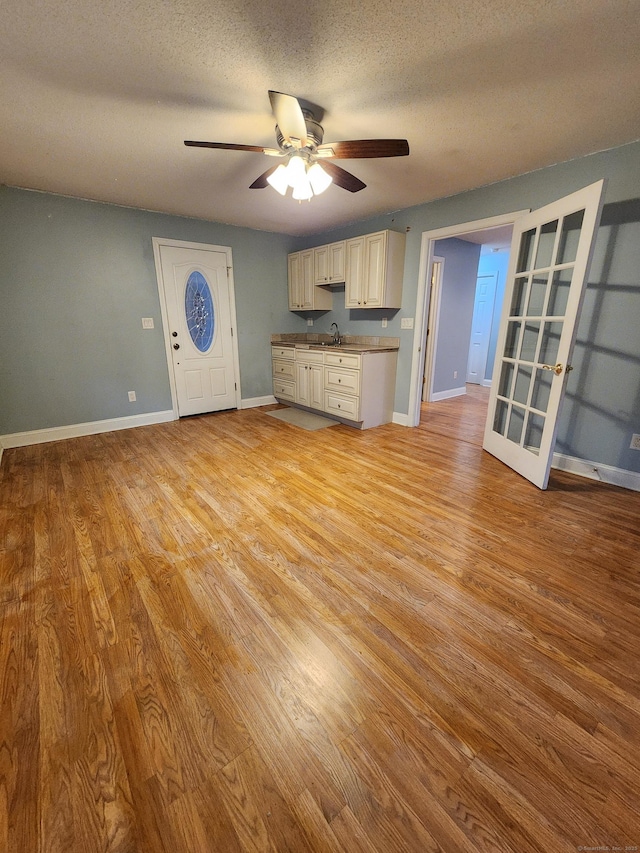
[142,317,154,329]
[400,317,414,329]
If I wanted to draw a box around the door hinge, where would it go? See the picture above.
[227,266,232,274]
[231,327,234,336]
[234,382,237,390]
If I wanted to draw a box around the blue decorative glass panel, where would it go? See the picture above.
[184,270,215,352]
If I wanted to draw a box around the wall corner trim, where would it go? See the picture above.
[552,453,640,492]
[392,412,410,426]
[0,410,177,450]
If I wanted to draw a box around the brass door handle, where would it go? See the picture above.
[541,363,563,375]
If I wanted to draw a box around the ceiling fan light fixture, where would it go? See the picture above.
[285,154,306,188]
[266,163,289,195]
[292,176,313,201]
[307,162,332,195]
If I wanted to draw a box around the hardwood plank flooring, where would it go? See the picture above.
[1,385,640,852]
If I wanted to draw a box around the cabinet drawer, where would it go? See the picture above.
[324,366,360,395]
[271,346,295,360]
[273,379,295,401]
[273,359,296,380]
[324,391,359,421]
[324,351,361,369]
[296,349,324,363]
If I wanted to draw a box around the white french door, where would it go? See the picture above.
[482,180,606,489]
[154,239,240,417]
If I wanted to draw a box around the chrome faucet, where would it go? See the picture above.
[330,322,341,346]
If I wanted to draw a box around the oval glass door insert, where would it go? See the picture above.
[184,270,215,352]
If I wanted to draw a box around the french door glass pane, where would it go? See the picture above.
[534,220,558,269]
[530,368,553,412]
[511,277,528,316]
[499,362,515,397]
[520,322,540,361]
[513,365,533,405]
[524,412,545,455]
[507,405,526,443]
[494,399,508,435]
[527,273,549,316]
[505,321,522,358]
[517,229,536,273]
[556,209,585,264]
[539,321,563,365]
[548,269,572,316]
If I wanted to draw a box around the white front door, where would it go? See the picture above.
[483,180,606,489]
[467,272,498,384]
[154,240,240,417]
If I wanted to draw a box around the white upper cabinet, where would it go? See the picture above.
[288,249,332,311]
[314,241,346,285]
[345,230,405,309]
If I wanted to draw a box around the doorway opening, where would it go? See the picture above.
[408,210,529,427]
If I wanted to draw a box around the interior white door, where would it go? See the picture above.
[467,272,498,384]
[157,243,238,416]
[483,180,606,489]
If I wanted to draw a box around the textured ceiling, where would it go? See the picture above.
[1,0,639,236]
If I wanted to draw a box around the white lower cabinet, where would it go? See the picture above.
[272,345,397,429]
[296,351,324,409]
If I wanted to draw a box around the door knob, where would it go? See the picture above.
[541,363,563,375]
[173,343,180,350]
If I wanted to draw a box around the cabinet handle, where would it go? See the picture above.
[338,378,341,383]
[337,403,341,408]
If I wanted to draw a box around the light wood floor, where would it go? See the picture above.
[2,386,640,852]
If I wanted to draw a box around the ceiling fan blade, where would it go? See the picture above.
[268,91,307,148]
[320,161,366,193]
[184,140,282,156]
[249,164,280,189]
[316,139,410,159]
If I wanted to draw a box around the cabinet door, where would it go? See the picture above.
[314,245,329,284]
[363,232,387,307]
[300,249,314,309]
[309,363,324,409]
[328,241,345,282]
[288,252,301,309]
[296,361,311,405]
[345,237,365,307]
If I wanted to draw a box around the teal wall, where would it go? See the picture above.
[0,188,296,434]
[2,139,639,475]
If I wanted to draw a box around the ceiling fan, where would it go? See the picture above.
[184,91,409,200]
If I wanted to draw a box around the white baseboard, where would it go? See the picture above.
[552,452,640,492]
[431,386,467,402]
[482,379,493,387]
[0,410,176,451]
[241,395,277,409]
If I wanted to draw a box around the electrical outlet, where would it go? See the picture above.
[453,371,458,379]
[128,391,136,402]
[630,434,640,450]
[141,317,154,329]
[381,317,388,328]
[307,318,313,326]
[400,317,414,329]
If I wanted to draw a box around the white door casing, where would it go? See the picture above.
[467,272,498,384]
[482,180,606,489]
[421,257,444,402]
[410,211,530,427]
[153,239,241,417]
